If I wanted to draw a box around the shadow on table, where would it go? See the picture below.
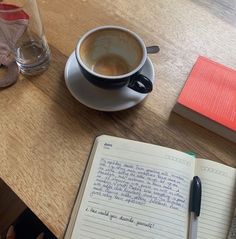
[191,0,236,27]
[0,178,57,239]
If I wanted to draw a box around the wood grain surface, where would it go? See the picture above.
[0,0,235,238]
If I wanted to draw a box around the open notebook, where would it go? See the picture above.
[64,135,236,239]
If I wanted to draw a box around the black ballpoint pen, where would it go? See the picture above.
[188,176,202,239]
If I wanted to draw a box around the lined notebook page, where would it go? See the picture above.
[70,135,195,239]
[228,208,236,239]
[195,159,236,239]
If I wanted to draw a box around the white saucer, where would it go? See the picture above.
[64,52,155,111]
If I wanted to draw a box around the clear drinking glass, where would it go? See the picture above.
[0,0,50,75]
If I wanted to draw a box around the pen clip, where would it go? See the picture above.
[190,176,202,217]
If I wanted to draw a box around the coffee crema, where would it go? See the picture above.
[79,28,144,77]
[92,53,130,76]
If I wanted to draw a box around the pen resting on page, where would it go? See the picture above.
[188,176,202,239]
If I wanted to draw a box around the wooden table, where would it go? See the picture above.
[1,0,236,238]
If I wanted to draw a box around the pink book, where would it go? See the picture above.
[174,56,236,143]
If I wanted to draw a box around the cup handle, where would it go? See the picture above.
[128,74,153,93]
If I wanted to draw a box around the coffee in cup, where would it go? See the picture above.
[76,26,153,93]
[92,53,130,76]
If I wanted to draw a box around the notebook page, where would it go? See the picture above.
[70,135,195,239]
[195,159,236,239]
[228,208,236,239]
